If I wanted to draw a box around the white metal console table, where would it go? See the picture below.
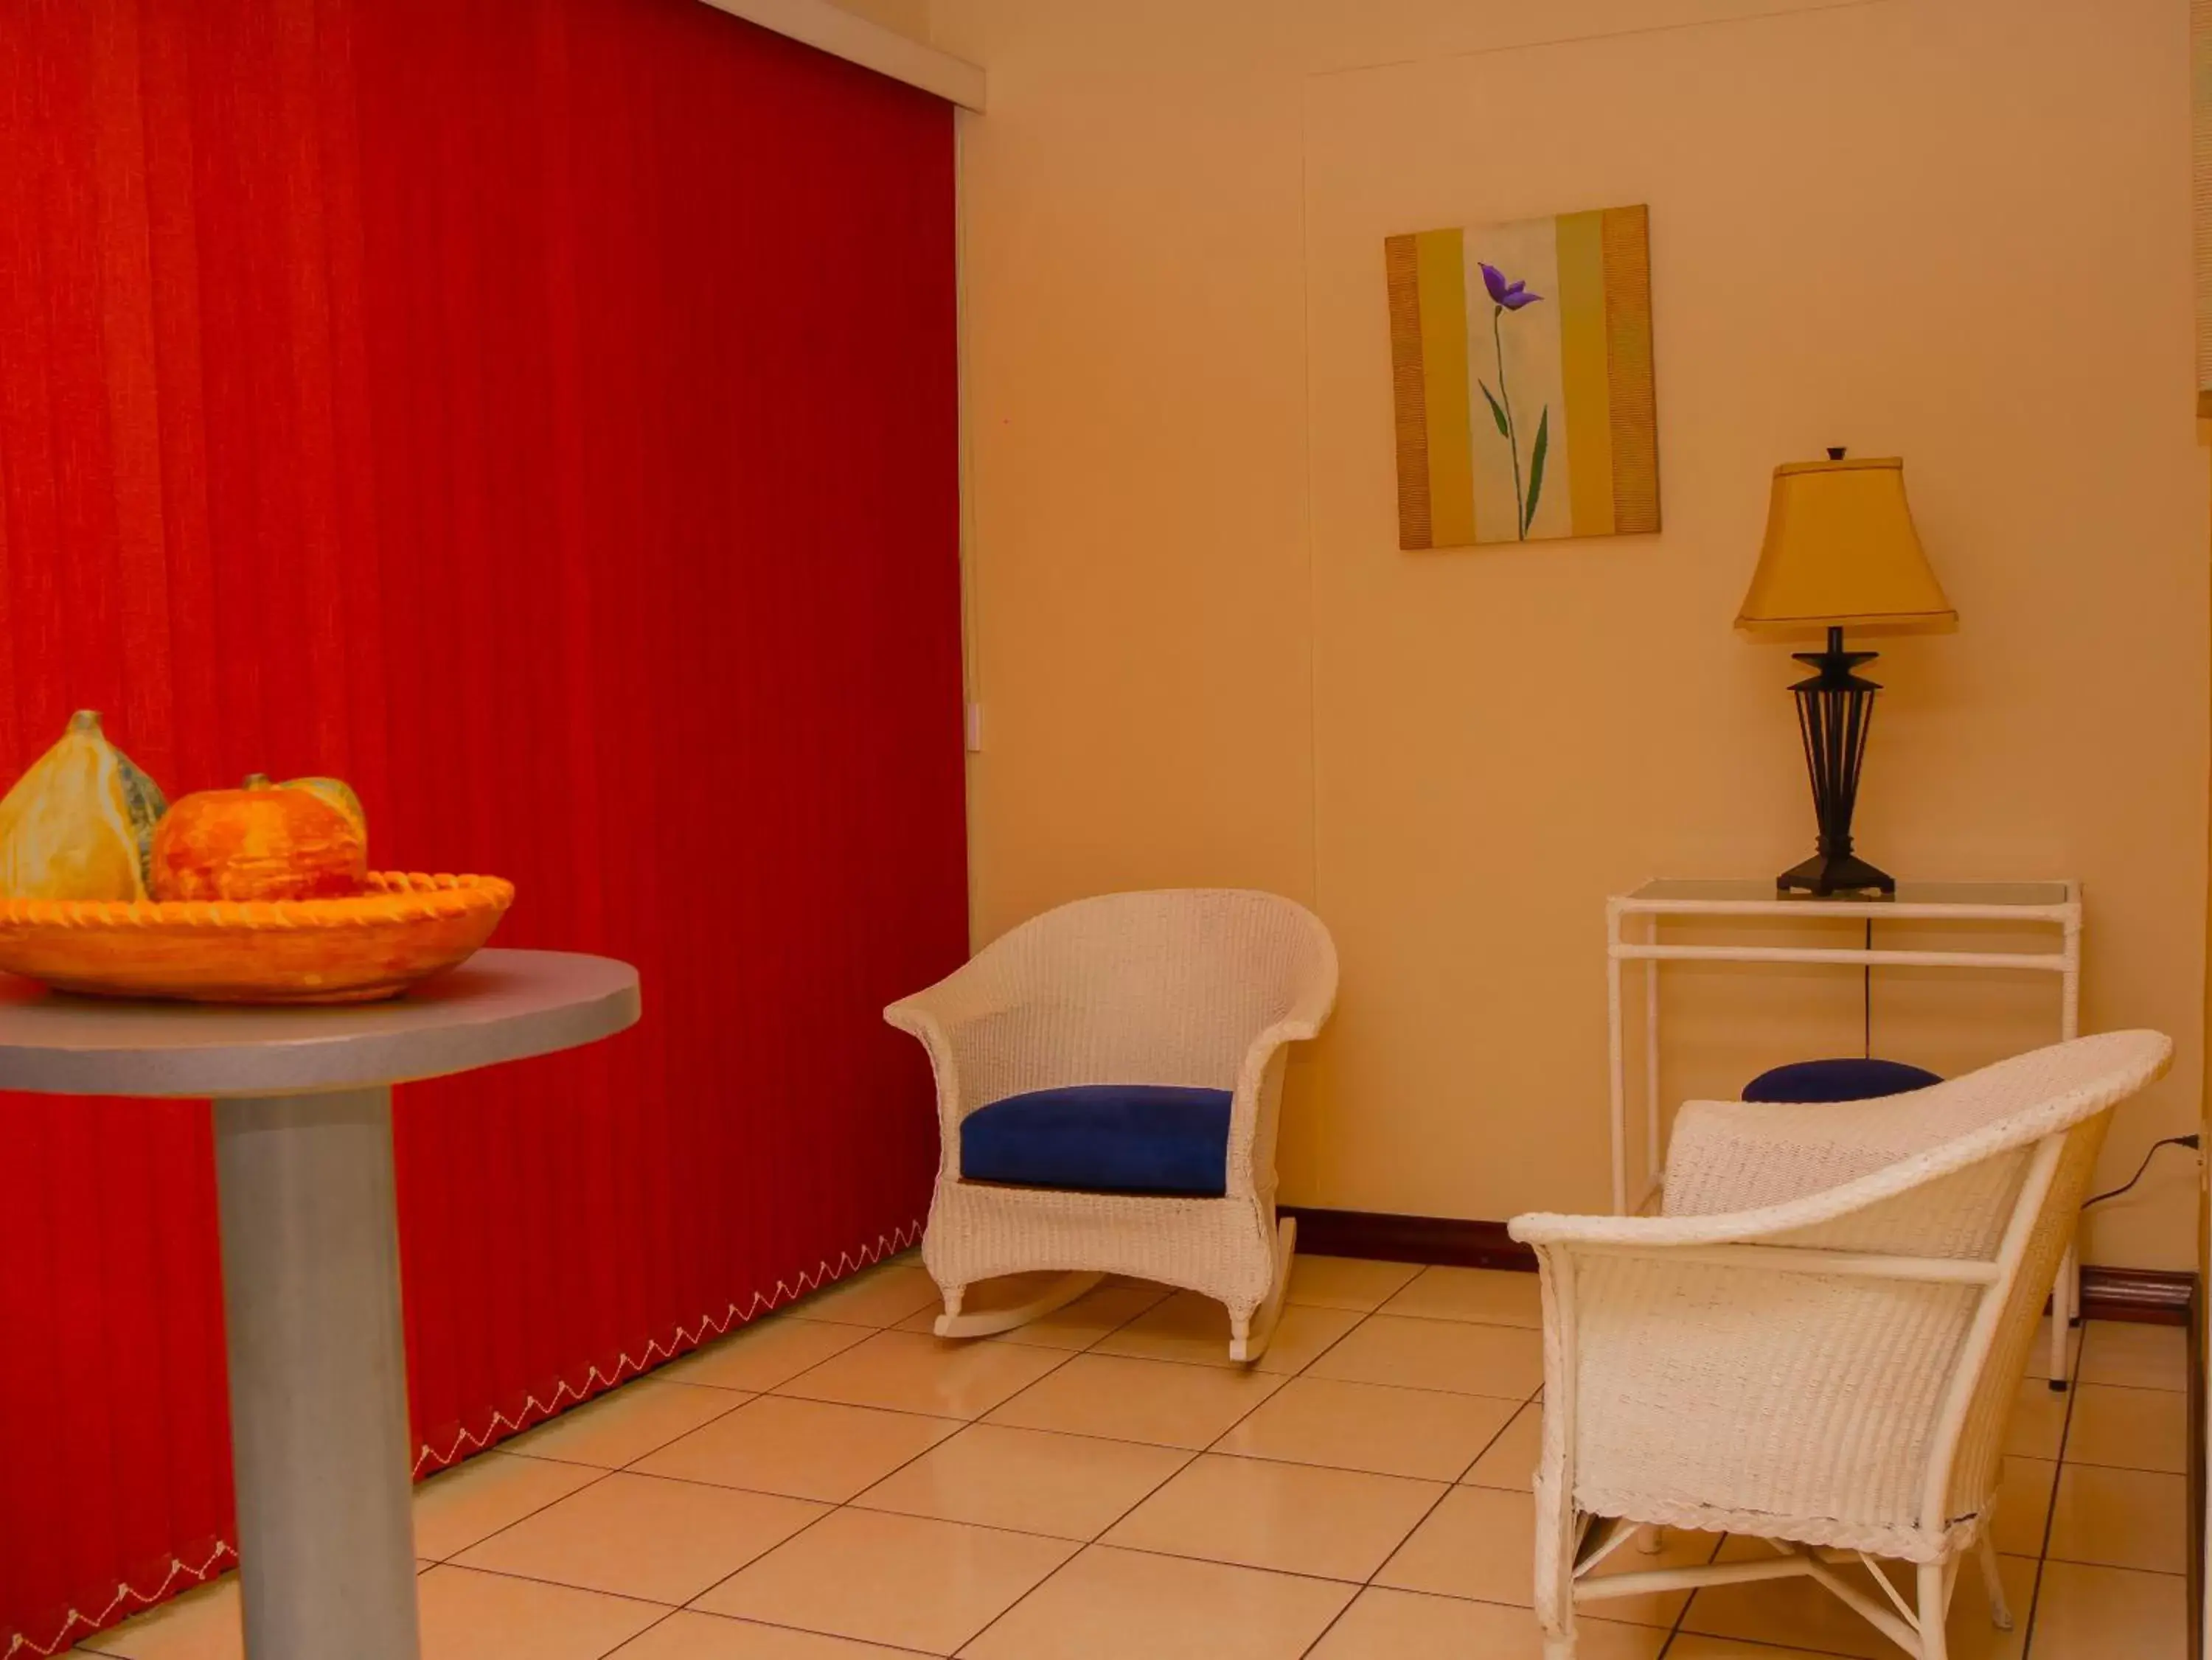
[1606,877,2082,1386]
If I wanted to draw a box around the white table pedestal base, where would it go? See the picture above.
[214,1087,420,1659]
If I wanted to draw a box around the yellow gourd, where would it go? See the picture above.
[0,711,170,901]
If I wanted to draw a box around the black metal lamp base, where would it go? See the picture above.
[1777,849,1894,899]
[1777,625,1893,901]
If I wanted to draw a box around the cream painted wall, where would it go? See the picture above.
[936,0,2211,1267]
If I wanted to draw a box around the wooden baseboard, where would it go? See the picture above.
[1282,1205,2202,1329]
[1279,1207,1530,1272]
[2077,1265,2197,1327]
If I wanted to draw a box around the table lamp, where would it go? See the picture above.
[1736,449,1955,897]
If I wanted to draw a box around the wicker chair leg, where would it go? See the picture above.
[1226,1216,1297,1363]
[2048,1246,2074,1391]
[1533,1492,1578,1658]
[1537,1580,1576,1660]
[1916,1561,1949,1660]
[1973,1533,2011,1631]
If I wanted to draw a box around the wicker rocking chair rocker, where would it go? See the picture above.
[1509,1029,2171,1660]
[885,889,1338,1363]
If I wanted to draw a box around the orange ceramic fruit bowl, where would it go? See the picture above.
[0,872,514,1004]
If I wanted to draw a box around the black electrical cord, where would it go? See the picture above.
[2080,1134,2202,1210]
[1863,919,1872,1059]
[1848,916,2189,1211]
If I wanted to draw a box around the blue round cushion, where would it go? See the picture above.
[1743,1057,1943,1103]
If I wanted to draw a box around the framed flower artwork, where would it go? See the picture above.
[1384,204,1659,548]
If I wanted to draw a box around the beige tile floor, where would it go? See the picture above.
[72,1255,2191,1659]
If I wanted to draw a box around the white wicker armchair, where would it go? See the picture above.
[885,889,1338,1361]
[1509,1029,2172,1660]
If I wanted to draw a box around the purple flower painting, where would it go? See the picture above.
[1480,262,1542,311]
[1475,264,1549,540]
[1383,207,1660,549]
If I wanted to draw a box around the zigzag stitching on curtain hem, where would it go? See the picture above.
[3,1219,925,1660]
[411,1217,925,1470]
[1,1539,237,1660]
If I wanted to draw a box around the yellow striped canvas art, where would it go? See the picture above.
[1385,205,1658,548]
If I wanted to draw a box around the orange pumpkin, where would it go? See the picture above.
[151,773,368,903]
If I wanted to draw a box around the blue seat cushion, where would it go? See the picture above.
[959,1084,1233,1197]
[1744,1057,1943,1103]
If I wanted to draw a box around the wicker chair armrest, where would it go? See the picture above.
[883,960,1028,1165]
[1511,1176,2018,1254]
[883,952,1020,1042]
[1220,951,1336,1184]
[1277,963,1338,1038]
[1511,1201,1966,1256]
[1236,1008,1329,1085]
[1220,1016,1319,1190]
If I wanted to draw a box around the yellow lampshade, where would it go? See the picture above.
[1736,456,1956,638]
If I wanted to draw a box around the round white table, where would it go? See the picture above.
[0,948,641,1659]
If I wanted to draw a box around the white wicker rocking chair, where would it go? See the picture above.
[885,889,1337,1362]
[1509,1028,2172,1660]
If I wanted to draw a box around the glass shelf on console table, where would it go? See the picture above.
[1605,879,2083,1384]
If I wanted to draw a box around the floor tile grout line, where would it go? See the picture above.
[956,1289,1409,1658]
[672,1273,1182,1656]
[2017,1319,2091,1658]
[943,1448,1214,1655]
[456,1456,1596,1597]
[426,1560,970,1659]
[503,1378,758,1472]
[681,1331,1099,1611]
[433,1463,625,1567]
[935,1273,1228,1656]
[2049,1454,2191,1476]
[511,1398,1542,1526]
[731,1325,1545,1408]
[1068,1347,1541,1398]
[1653,1526,1731,1658]
[1290,1305,1481,1657]
[675,1606,949,1656]
[1091,1499,1456,1588]
[1666,1628,1862,1659]
[2061,1377,2187,1396]
[1300,1373,1580,1660]
[956,1535,1492,1620]
[593,1603,684,1659]
[1279,1287,1494,1655]
[411,1560,677,1608]
[434,1288,1093,1652]
[2037,1554,2194,1578]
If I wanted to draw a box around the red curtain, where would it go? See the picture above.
[0,1,964,1651]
